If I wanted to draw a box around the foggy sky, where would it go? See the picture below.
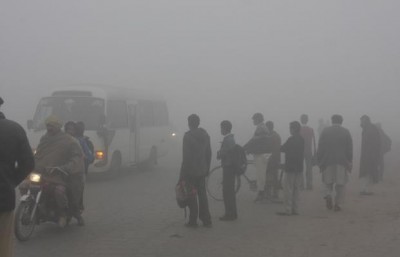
[1,0,399,141]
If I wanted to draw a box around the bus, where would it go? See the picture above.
[27,86,175,176]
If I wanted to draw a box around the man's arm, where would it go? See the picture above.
[60,140,84,174]
[14,126,35,186]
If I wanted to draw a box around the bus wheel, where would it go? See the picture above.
[108,153,121,178]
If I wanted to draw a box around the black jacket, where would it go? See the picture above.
[180,127,212,179]
[281,134,304,173]
[0,117,34,212]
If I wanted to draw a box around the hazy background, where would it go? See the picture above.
[1,0,399,147]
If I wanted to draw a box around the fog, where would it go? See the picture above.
[1,0,400,145]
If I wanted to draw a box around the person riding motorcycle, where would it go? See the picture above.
[34,115,85,227]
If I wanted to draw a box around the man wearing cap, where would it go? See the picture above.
[244,113,271,202]
[34,115,85,226]
[1,97,35,257]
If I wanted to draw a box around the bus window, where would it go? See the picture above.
[107,101,128,128]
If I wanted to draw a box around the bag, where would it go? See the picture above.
[175,180,197,208]
[231,144,248,175]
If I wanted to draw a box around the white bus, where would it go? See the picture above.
[27,86,175,175]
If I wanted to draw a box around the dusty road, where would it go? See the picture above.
[14,145,400,257]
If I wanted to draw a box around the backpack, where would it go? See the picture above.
[175,180,197,208]
[78,137,95,164]
[231,144,248,175]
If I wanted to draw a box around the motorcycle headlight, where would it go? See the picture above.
[29,173,41,183]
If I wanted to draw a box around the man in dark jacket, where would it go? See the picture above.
[180,114,212,228]
[265,121,282,201]
[0,99,35,257]
[217,120,237,221]
[359,115,381,195]
[317,115,353,211]
[277,121,304,216]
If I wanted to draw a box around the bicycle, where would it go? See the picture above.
[206,160,259,201]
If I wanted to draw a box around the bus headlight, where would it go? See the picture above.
[29,173,41,183]
[171,133,177,137]
[95,151,105,160]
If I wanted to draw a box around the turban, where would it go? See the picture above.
[45,115,63,128]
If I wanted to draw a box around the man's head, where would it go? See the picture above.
[290,121,301,136]
[331,115,343,125]
[188,114,200,130]
[360,115,371,128]
[64,121,77,137]
[300,114,308,125]
[252,113,264,125]
[220,120,232,136]
[45,115,62,136]
[265,121,274,132]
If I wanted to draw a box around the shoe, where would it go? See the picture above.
[219,216,237,221]
[76,215,85,226]
[333,205,341,212]
[203,222,212,228]
[276,212,292,216]
[184,222,198,228]
[58,216,67,228]
[324,195,333,210]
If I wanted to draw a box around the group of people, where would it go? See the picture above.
[178,112,391,227]
[0,97,94,257]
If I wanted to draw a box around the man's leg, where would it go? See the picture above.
[254,154,267,200]
[335,184,345,209]
[324,183,334,210]
[360,175,373,195]
[271,168,280,199]
[305,155,313,190]
[197,177,212,226]
[292,173,301,214]
[222,168,237,219]
[54,184,69,227]
[0,211,14,257]
[283,172,294,214]
[68,174,85,225]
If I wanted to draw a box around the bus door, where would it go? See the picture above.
[128,103,139,165]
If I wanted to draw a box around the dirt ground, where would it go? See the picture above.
[136,147,400,257]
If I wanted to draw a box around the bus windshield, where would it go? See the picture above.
[32,97,105,131]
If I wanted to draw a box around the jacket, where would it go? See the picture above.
[317,124,353,171]
[217,134,236,168]
[180,127,212,178]
[281,134,304,173]
[244,123,271,154]
[0,118,35,211]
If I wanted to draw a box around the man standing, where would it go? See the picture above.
[180,114,212,228]
[359,115,381,195]
[35,115,85,226]
[277,121,304,216]
[244,113,270,202]
[317,115,353,211]
[0,97,35,257]
[300,114,316,190]
[265,121,282,201]
[217,120,237,221]
[376,123,391,181]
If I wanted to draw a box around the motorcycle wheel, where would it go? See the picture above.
[14,201,36,242]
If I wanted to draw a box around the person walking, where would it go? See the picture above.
[179,114,212,228]
[359,115,381,195]
[265,121,282,201]
[300,114,316,190]
[217,120,238,221]
[317,115,353,211]
[376,123,391,181]
[0,97,35,257]
[277,121,304,216]
[244,113,270,202]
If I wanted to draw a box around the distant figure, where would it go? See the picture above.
[375,123,391,181]
[243,113,270,202]
[217,120,237,221]
[317,118,328,137]
[265,121,282,201]
[277,121,304,216]
[0,97,5,119]
[359,115,381,195]
[317,115,353,212]
[179,114,212,228]
[300,114,316,190]
[0,98,35,257]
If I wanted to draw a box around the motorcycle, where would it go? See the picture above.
[14,167,70,241]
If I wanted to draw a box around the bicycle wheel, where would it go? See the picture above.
[206,166,241,201]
